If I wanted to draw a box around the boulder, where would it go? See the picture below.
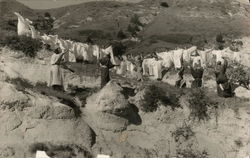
[24,119,95,150]
[26,102,75,120]
[86,81,130,115]
[26,95,75,119]
[0,82,29,110]
[235,86,250,99]
[85,81,139,132]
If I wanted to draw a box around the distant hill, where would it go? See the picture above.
[0,0,36,19]
[1,0,250,53]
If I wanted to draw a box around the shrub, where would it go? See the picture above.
[137,84,180,112]
[187,89,218,121]
[177,148,209,158]
[117,29,127,40]
[172,124,195,142]
[160,2,169,7]
[130,14,142,26]
[112,41,126,56]
[127,24,140,36]
[227,63,249,89]
[1,35,42,57]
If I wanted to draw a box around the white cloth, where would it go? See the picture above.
[233,51,241,62]
[68,51,76,62]
[36,151,51,158]
[212,50,225,64]
[116,61,127,75]
[101,46,119,65]
[97,155,110,158]
[157,50,183,69]
[14,12,32,36]
[80,43,89,61]
[93,45,101,59]
[29,25,40,39]
[86,45,96,62]
[183,46,197,63]
[157,52,173,68]
[41,35,58,49]
[142,58,154,75]
[172,49,183,69]
[151,59,163,79]
[73,42,85,60]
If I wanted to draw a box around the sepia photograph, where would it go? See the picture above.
[0,0,250,157]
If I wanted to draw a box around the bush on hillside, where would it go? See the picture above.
[1,35,42,57]
[133,85,180,112]
[172,124,195,142]
[130,14,143,26]
[117,30,127,40]
[227,63,250,89]
[160,2,169,7]
[127,24,140,36]
[112,42,126,56]
[176,148,209,158]
[187,89,218,121]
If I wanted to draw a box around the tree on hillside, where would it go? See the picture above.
[130,14,142,26]
[117,29,127,40]
[127,24,140,36]
[34,12,54,34]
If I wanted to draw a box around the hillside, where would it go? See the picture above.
[46,0,250,51]
[1,0,250,51]
[0,0,36,19]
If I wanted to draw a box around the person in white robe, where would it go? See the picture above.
[48,47,65,91]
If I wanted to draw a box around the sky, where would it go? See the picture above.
[16,0,141,9]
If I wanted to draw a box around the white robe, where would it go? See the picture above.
[48,53,64,87]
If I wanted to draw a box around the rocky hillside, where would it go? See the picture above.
[0,47,250,158]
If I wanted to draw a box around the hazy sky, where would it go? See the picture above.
[16,0,141,9]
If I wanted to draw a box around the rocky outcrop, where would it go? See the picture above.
[0,80,95,157]
[85,81,140,132]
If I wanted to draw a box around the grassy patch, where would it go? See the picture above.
[151,34,193,45]
[0,35,42,57]
[78,29,112,39]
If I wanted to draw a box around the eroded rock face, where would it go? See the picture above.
[0,82,95,157]
[24,119,95,149]
[0,82,29,110]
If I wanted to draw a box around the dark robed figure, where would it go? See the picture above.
[99,54,115,88]
[214,59,234,98]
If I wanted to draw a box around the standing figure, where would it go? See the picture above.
[135,55,144,82]
[48,47,65,91]
[190,59,204,88]
[214,58,234,97]
[99,54,116,88]
[175,66,186,88]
